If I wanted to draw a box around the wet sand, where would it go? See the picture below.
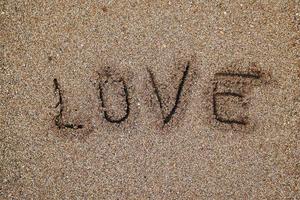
[1,1,300,199]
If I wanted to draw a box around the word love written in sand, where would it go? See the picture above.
[53,62,267,130]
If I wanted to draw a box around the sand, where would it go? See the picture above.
[1,0,300,199]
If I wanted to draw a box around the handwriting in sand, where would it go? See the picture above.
[53,62,264,130]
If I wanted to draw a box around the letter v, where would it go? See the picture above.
[147,61,190,125]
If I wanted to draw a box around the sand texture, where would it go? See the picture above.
[1,0,300,199]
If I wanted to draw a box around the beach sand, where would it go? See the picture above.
[1,0,300,199]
